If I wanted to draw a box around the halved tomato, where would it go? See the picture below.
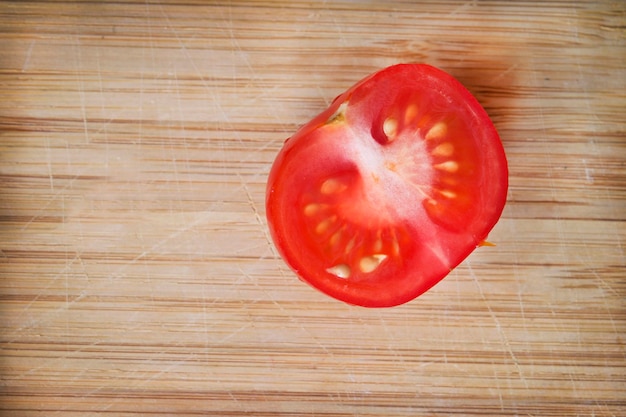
[266,64,508,307]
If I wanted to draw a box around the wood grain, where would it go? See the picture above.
[1,1,625,415]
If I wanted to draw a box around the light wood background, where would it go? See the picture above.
[1,1,625,415]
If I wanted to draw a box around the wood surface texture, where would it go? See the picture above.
[1,1,625,416]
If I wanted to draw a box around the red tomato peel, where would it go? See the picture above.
[266,64,508,307]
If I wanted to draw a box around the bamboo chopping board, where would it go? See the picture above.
[1,1,624,415]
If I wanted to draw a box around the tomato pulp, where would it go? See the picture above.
[266,64,508,307]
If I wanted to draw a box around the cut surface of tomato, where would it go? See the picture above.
[266,64,508,307]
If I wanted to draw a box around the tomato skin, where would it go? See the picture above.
[266,64,508,307]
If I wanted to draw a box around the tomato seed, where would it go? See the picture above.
[432,142,454,157]
[425,122,447,140]
[434,160,459,173]
[382,117,398,141]
[359,254,388,273]
[404,104,418,125]
[373,236,383,252]
[315,216,336,234]
[304,203,321,216]
[321,178,347,195]
[326,264,351,279]
[439,189,457,199]
[329,230,343,246]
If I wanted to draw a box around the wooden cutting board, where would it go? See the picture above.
[1,1,624,415]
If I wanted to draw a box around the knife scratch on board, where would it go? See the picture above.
[21,40,35,72]
[238,265,333,356]
[467,263,529,389]
[155,2,234,130]
[72,36,90,144]
[238,173,279,261]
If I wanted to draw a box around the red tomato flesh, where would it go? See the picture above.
[266,64,508,307]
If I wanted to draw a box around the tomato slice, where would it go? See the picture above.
[266,64,508,307]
